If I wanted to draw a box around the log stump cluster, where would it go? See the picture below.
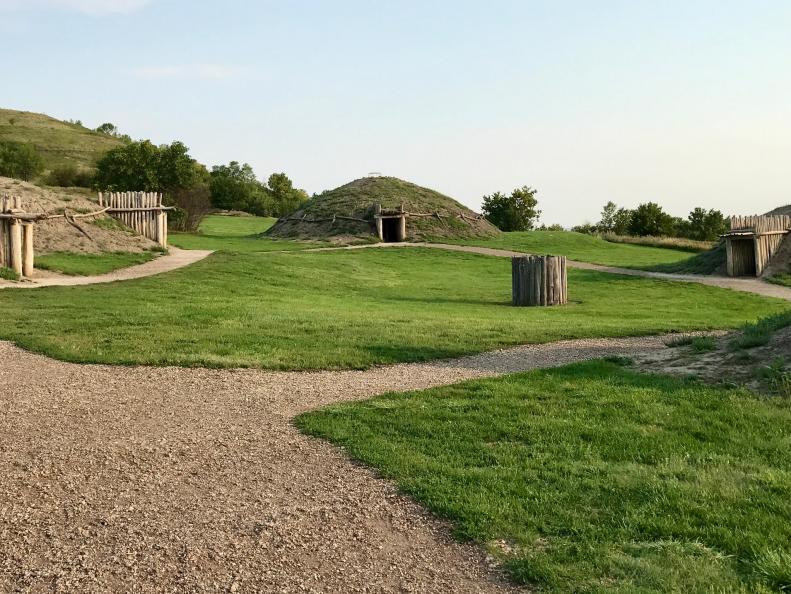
[512,255,567,306]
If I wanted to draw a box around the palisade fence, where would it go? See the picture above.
[100,192,171,247]
[725,214,791,277]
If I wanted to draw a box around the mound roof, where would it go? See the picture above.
[266,176,499,242]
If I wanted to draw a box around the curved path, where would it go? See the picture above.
[0,247,213,289]
[0,334,675,593]
[329,242,791,302]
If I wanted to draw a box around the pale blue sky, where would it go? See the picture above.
[2,0,790,224]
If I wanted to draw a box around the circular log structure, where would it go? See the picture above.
[512,255,567,307]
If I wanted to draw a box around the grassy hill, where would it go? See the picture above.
[0,108,124,172]
[266,176,500,242]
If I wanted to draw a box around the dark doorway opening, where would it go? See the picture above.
[382,217,403,242]
[730,238,756,276]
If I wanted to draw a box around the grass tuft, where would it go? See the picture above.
[730,311,791,350]
[752,549,791,591]
[691,336,717,352]
[0,266,20,281]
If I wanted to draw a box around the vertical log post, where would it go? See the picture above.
[9,219,23,277]
[512,255,567,306]
[22,222,34,278]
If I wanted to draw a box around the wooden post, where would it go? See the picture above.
[9,219,23,277]
[22,223,34,278]
[512,255,567,306]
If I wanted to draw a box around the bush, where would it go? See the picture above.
[0,266,20,281]
[482,186,541,231]
[95,140,204,194]
[0,140,45,181]
[47,164,95,187]
[169,185,213,232]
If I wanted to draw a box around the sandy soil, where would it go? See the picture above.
[1,177,156,254]
[0,335,672,593]
[634,327,791,392]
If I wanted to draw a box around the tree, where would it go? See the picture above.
[170,185,213,232]
[686,207,728,241]
[209,162,272,215]
[95,140,201,193]
[0,141,45,181]
[612,208,633,235]
[481,186,541,232]
[95,122,119,136]
[265,172,308,217]
[628,202,675,236]
[599,201,618,232]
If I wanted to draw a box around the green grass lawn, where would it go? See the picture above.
[297,360,791,592]
[169,214,327,252]
[35,251,158,276]
[445,231,705,270]
[0,248,785,369]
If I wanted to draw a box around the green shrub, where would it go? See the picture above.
[0,266,20,281]
[47,164,95,187]
[0,140,44,181]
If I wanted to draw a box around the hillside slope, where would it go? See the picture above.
[765,205,791,216]
[1,177,155,254]
[267,176,499,242]
[0,108,124,172]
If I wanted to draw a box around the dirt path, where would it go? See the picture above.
[0,248,213,289]
[333,242,791,302]
[0,335,673,593]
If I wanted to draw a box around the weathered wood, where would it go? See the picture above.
[9,219,23,276]
[22,223,34,278]
[512,255,567,306]
[103,191,169,247]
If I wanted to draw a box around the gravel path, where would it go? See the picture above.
[0,248,213,289]
[0,335,672,593]
[334,242,791,302]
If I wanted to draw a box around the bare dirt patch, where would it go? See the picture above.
[634,328,791,394]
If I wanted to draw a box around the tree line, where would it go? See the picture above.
[575,201,728,242]
[0,118,308,231]
[479,186,728,242]
[93,140,308,231]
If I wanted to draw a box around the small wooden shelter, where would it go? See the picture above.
[724,215,790,277]
[372,203,407,243]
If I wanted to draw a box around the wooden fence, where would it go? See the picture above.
[725,215,791,277]
[0,196,34,278]
[730,215,791,234]
[512,255,567,306]
[100,192,169,247]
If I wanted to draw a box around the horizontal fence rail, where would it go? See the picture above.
[100,192,170,247]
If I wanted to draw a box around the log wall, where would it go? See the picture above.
[512,255,567,306]
[101,192,169,247]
